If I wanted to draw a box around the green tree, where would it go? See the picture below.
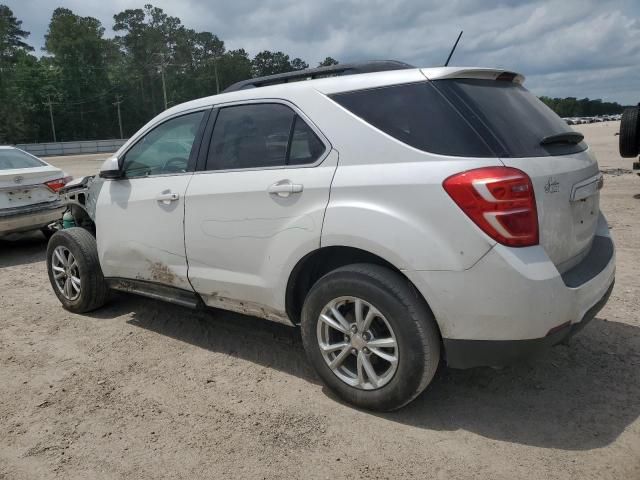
[0,4,36,143]
[251,50,293,77]
[113,4,183,117]
[0,4,33,60]
[194,31,225,94]
[290,57,309,71]
[44,8,116,140]
[217,48,252,91]
[318,56,338,67]
[539,96,623,117]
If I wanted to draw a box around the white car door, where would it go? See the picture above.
[96,109,209,291]
[184,101,336,321]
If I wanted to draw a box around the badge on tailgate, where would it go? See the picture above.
[571,173,603,202]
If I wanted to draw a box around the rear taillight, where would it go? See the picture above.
[45,176,72,193]
[443,167,538,247]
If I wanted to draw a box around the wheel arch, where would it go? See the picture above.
[285,245,438,330]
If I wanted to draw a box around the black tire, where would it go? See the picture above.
[46,227,108,313]
[300,263,440,411]
[619,106,639,158]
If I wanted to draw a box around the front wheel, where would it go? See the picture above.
[301,263,441,411]
[46,228,108,313]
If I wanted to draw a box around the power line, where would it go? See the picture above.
[61,86,119,105]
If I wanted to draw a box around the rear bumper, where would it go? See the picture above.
[0,201,65,235]
[404,212,615,368]
[442,280,614,368]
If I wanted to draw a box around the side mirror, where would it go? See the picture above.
[99,156,123,179]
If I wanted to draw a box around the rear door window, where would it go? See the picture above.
[330,82,495,157]
[206,103,293,170]
[205,103,326,170]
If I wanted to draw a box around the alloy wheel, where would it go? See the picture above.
[316,296,398,390]
[51,246,81,301]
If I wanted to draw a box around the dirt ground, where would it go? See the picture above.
[1,122,638,479]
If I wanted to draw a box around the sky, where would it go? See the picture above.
[6,0,640,104]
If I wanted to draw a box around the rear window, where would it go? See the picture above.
[434,79,587,157]
[331,80,586,158]
[330,82,494,157]
[0,149,46,170]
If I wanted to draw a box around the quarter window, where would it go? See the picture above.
[331,82,494,157]
[205,103,325,170]
[121,111,205,178]
[289,116,326,166]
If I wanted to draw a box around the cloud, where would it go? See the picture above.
[6,0,640,103]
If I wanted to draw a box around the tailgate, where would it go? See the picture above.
[429,75,603,273]
[501,149,601,272]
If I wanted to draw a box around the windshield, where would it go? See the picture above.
[433,79,587,157]
[0,148,47,170]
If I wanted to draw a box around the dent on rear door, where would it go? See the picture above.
[184,149,339,322]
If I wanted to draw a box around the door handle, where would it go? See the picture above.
[267,181,303,197]
[156,192,179,204]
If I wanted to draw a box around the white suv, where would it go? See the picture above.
[46,63,615,411]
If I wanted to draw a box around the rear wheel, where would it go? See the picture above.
[46,228,108,313]
[301,263,440,411]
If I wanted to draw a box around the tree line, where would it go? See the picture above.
[0,4,337,144]
[539,96,625,118]
[0,4,626,145]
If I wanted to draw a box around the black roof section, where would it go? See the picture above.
[222,60,415,93]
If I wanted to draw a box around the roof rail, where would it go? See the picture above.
[222,60,415,93]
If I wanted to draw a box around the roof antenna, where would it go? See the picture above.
[444,30,463,67]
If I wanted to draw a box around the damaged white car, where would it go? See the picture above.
[46,62,615,411]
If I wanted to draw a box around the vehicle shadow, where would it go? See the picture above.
[0,232,47,268]
[92,293,318,383]
[95,293,639,451]
[383,317,640,450]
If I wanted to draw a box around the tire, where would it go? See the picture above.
[46,227,108,313]
[300,263,440,411]
[619,106,639,158]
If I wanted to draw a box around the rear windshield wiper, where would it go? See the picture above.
[540,131,584,146]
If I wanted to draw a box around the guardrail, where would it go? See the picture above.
[15,139,128,157]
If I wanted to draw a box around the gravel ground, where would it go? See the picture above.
[0,122,638,479]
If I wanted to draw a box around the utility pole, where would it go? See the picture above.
[213,55,220,94]
[113,95,124,139]
[160,63,168,110]
[157,53,168,110]
[44,94,57,143]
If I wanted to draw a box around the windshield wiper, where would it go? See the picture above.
[540,131,584,146]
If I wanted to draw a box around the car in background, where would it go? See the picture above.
[0,146,71,238]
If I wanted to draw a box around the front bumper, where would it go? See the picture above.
[404,213,615,368]
[0,201,65,235]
